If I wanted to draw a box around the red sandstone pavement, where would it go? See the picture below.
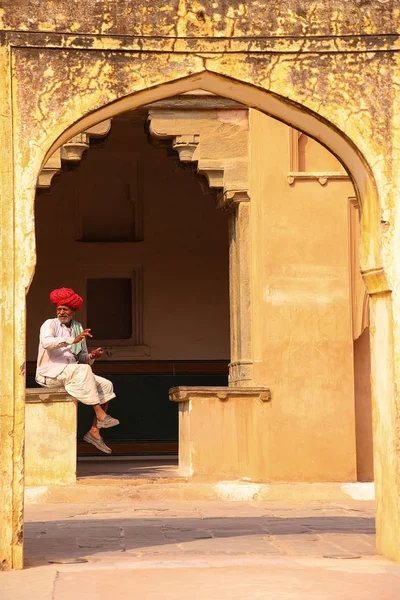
[2,499,400,599]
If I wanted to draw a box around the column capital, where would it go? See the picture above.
[217,190,250,213]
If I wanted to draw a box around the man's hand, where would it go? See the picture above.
[73,328,92,344]
[89,347,104,360]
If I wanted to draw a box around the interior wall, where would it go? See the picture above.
[250,109,359,481]
[27,113,230,361]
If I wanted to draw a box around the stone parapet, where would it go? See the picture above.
[169,386,272,481]
[25,388,77,487]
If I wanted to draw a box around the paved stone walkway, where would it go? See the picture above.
[2,499,400,599]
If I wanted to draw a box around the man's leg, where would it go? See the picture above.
[92,374,118,428]
[91,403,108,421]
[84,401,112,454]
[89,402,109,440]
[59,364,119,427]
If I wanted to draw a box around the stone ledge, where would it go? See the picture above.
[169,386,272,403]
[26,388,76,403]
[24,481,375,505]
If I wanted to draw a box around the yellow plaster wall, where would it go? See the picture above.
[25,393,77,487]
[250,110,357,481]
[174,389,273,481]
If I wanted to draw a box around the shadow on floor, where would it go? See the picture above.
[76,457,179,480]
[24,514,376,567]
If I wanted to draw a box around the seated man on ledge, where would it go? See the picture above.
[36,286,119,455]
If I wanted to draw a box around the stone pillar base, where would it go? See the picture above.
[169,386,272,481]
[25,388,77,486]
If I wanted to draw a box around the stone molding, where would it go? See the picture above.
[362,267,392,295]
[169,386,272,404]
[37,119,112,189]
[288,128,348,186]
[25,388,76,403]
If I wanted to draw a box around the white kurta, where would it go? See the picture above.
[36,318,115,406]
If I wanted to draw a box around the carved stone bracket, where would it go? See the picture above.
[37,119,112,189]
[172,134,200,162]
[37,152,62,189]
[147,108,249,211]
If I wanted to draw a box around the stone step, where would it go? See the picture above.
[25,481,375,505]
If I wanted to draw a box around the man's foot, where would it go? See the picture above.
[96,415,120,429]
[83,432,112,454]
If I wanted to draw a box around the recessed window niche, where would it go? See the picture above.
[87,278,132,340]
[79,266,149,359]
[76,156,143,242]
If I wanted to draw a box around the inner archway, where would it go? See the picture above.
[27,104,231,474]
[16,72,395,567]
[27,86,374,485]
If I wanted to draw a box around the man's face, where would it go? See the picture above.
[56,305,75,325]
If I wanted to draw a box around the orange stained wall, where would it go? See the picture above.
[249,110,361,481]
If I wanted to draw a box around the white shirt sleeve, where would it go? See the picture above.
[40,320,75,349]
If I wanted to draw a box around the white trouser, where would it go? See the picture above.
[39,363,116,406]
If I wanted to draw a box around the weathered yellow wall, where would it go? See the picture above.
[25,391,77,487]
[2,0,400,567]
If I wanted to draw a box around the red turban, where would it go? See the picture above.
[49,287,83,311]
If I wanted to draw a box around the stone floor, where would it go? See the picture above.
[2,498,400,599]
[76,457,180,480]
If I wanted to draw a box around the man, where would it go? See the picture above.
[36,287,119,454]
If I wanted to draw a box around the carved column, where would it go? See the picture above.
[148,106,253,387]
[218,192,253,386]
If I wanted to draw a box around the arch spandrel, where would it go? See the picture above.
[12,48,385,278]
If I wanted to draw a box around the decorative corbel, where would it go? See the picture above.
[172,134,200,162]
[37,119,112,189]
[36,149,62,189]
